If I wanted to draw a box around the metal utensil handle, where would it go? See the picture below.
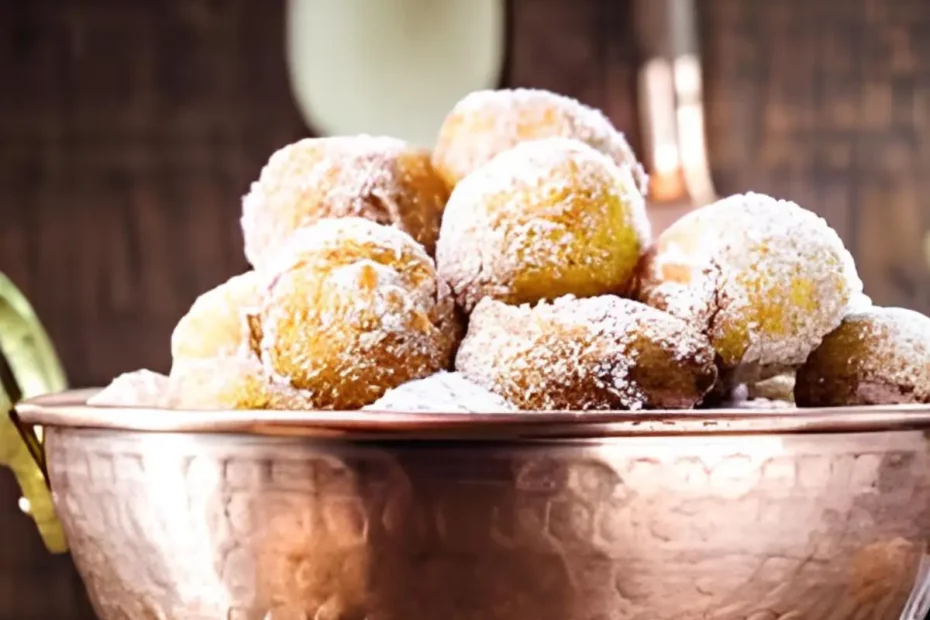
[0,273,67,397]
[0,272,61,483]
[634,0,716,207]
[8,407,48,483]
[634,0,699,60]
[0,272,69,553]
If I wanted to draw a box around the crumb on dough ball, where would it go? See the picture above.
[747,372,796,403]
[88,369,169,407]
[433,88,647,193]
[455,295,717,411]
[170,271,263,363]
[635,192,863,377]
[242,135,449,268]
[363,371,515,413]
[706,371,798,409]
[795,306,930,407]
[258,217,458,410]
[436,137,650,312]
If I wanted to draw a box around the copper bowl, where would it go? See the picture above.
[13,389,930,620]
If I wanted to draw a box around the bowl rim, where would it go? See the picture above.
[13,388,930,440]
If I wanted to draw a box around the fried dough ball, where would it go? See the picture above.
[433,88,647,193]
[88,369,169,407]
[635,192,863,380]
[242,135,448,268]
[363,371,516,413]
[165,356,322,411]
[436,138,650,312]
[795,307,930,406]
[170,271,262,364]
[257,217,458,410]
[455,295,717,411]
[168,271,329,410]
[165,357,271,409]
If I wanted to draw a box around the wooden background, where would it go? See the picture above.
[1,0,929,617]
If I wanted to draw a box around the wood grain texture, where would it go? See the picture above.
[0,1,307,618]
[703,0,930,309]
[0,0,308,390]
[1,0,930,618]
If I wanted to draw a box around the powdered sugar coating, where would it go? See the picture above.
[437,137,651,312]
[363,371,516,413]
[795,306,930,406]
[747,372,796,403]
[88,369,169,407]
[164,357,319,410]
[636,192,863,375]
[242,135,448,268]
[171,271,262,363]
[433,88,647,194]
[455,295,717,411]
[848,292,874,312]
[727,397,795,410]
[165,357,271,410]
[258,217,458,410]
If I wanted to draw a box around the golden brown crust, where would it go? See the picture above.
[795,307,930,407]
[257,217,458,410]
[432,88,647,194]
[455,295,717,411]
[436,137,650,313]
[242,135,448,268]
[635,192,863,377]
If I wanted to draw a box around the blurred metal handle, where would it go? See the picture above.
[635,0,716,207]
[0,272,69,553]
[8,407,47,484]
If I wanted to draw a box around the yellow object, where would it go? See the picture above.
[436,137,650,313]
[0,272,69,553]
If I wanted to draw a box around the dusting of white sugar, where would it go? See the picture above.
[242,135,444,269]
[434,88,648,195]
[256,217,457,409]
[455,295,716,411]
[637,192,863,372]
[436,137,650,311]
[170,271,264,363]
[363,371,516,413]
[796,306,930,405]
[89,369,169,407]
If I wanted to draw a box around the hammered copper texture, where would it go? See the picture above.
[43,427,930,620]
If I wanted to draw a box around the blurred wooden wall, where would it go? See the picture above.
[1,0,929,618]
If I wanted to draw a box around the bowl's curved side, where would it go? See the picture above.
[44,426,930,620]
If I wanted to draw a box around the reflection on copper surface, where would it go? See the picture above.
[12,390,930,619]
[674,54,716,209]
[637,0,717,236]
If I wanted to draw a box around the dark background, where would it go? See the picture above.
[1,0,929,617]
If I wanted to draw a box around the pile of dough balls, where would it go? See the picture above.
[90,87,930,413]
